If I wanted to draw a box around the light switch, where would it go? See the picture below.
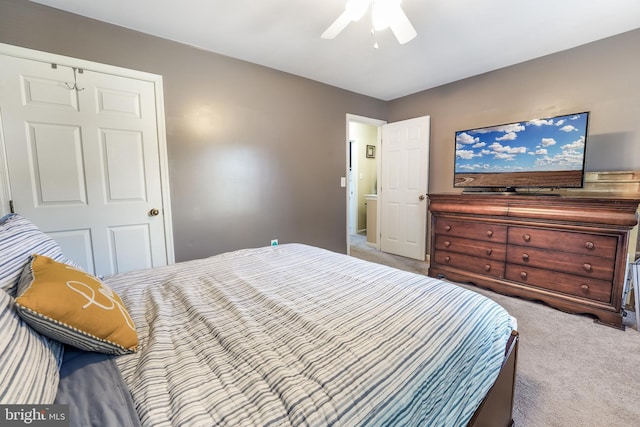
[340,177,346,187]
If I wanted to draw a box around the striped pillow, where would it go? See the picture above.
[0,214,69,297]
[0,289,64,404]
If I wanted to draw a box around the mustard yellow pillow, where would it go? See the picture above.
[15,255,138,355]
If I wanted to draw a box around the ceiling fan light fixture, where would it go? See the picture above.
[345,0,371,21]
[372,0,401,31]
[322,0,416,45]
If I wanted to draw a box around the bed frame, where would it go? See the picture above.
[467,330,519,427]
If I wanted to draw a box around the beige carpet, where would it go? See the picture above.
[349,234,640,427]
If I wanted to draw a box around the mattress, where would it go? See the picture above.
[104,243,515,427]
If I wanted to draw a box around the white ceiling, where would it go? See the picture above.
[29,0,640,101]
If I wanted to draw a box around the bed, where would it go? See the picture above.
[1,214,518,427]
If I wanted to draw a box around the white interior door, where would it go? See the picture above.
[379,116,430,260]
[0,50,172,277]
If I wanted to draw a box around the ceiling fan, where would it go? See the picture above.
[321,0,417,45]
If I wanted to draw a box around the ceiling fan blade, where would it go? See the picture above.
[321,11,352,39]
[390,7,417,44]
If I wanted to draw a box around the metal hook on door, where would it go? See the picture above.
[64,67,85,91]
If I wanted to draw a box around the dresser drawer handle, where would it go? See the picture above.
[520,271,528,280]
[522,253,529,262]
[485,248,493,255]
[583,263,592,272]
[585,241,595,250]
[522,234,531,242]
[444,241,451,247]
[444,256,451,263]
[486,230,493,238]
[580,284,589,292]
[444,225,452,232]
[484,264,491,272]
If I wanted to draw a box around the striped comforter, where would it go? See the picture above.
[106,244,514,427]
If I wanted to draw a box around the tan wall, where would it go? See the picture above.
[388,28,640,194]
[2,0,638,261]
[0,0,388,260]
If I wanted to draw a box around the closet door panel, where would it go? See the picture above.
[0,53,170,276]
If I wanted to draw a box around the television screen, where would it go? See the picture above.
[454,112,589,190]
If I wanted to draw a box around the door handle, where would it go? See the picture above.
[419,195,425,201]
[149,208,160,217]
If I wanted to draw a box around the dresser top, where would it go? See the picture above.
[428,193,640,227]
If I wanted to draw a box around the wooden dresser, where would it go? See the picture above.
[428,193,640,328]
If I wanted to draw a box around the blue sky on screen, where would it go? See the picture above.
[455,112,588,173]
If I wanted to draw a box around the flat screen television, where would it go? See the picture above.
[454,111,589,192]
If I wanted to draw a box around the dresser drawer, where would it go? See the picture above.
[505,265,612,303]
[506,245,614,281]
[434,250,505,278]
[435,235,506,261]
[507,226,617,258]
[435,218,507,243]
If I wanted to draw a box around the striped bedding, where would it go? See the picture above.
[106,243,515,427]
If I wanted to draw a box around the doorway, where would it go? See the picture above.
[346,115,384,255]
[346,114,430,261]
[0,43,174,276]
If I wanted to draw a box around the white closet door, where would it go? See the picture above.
[0,53,169,276]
